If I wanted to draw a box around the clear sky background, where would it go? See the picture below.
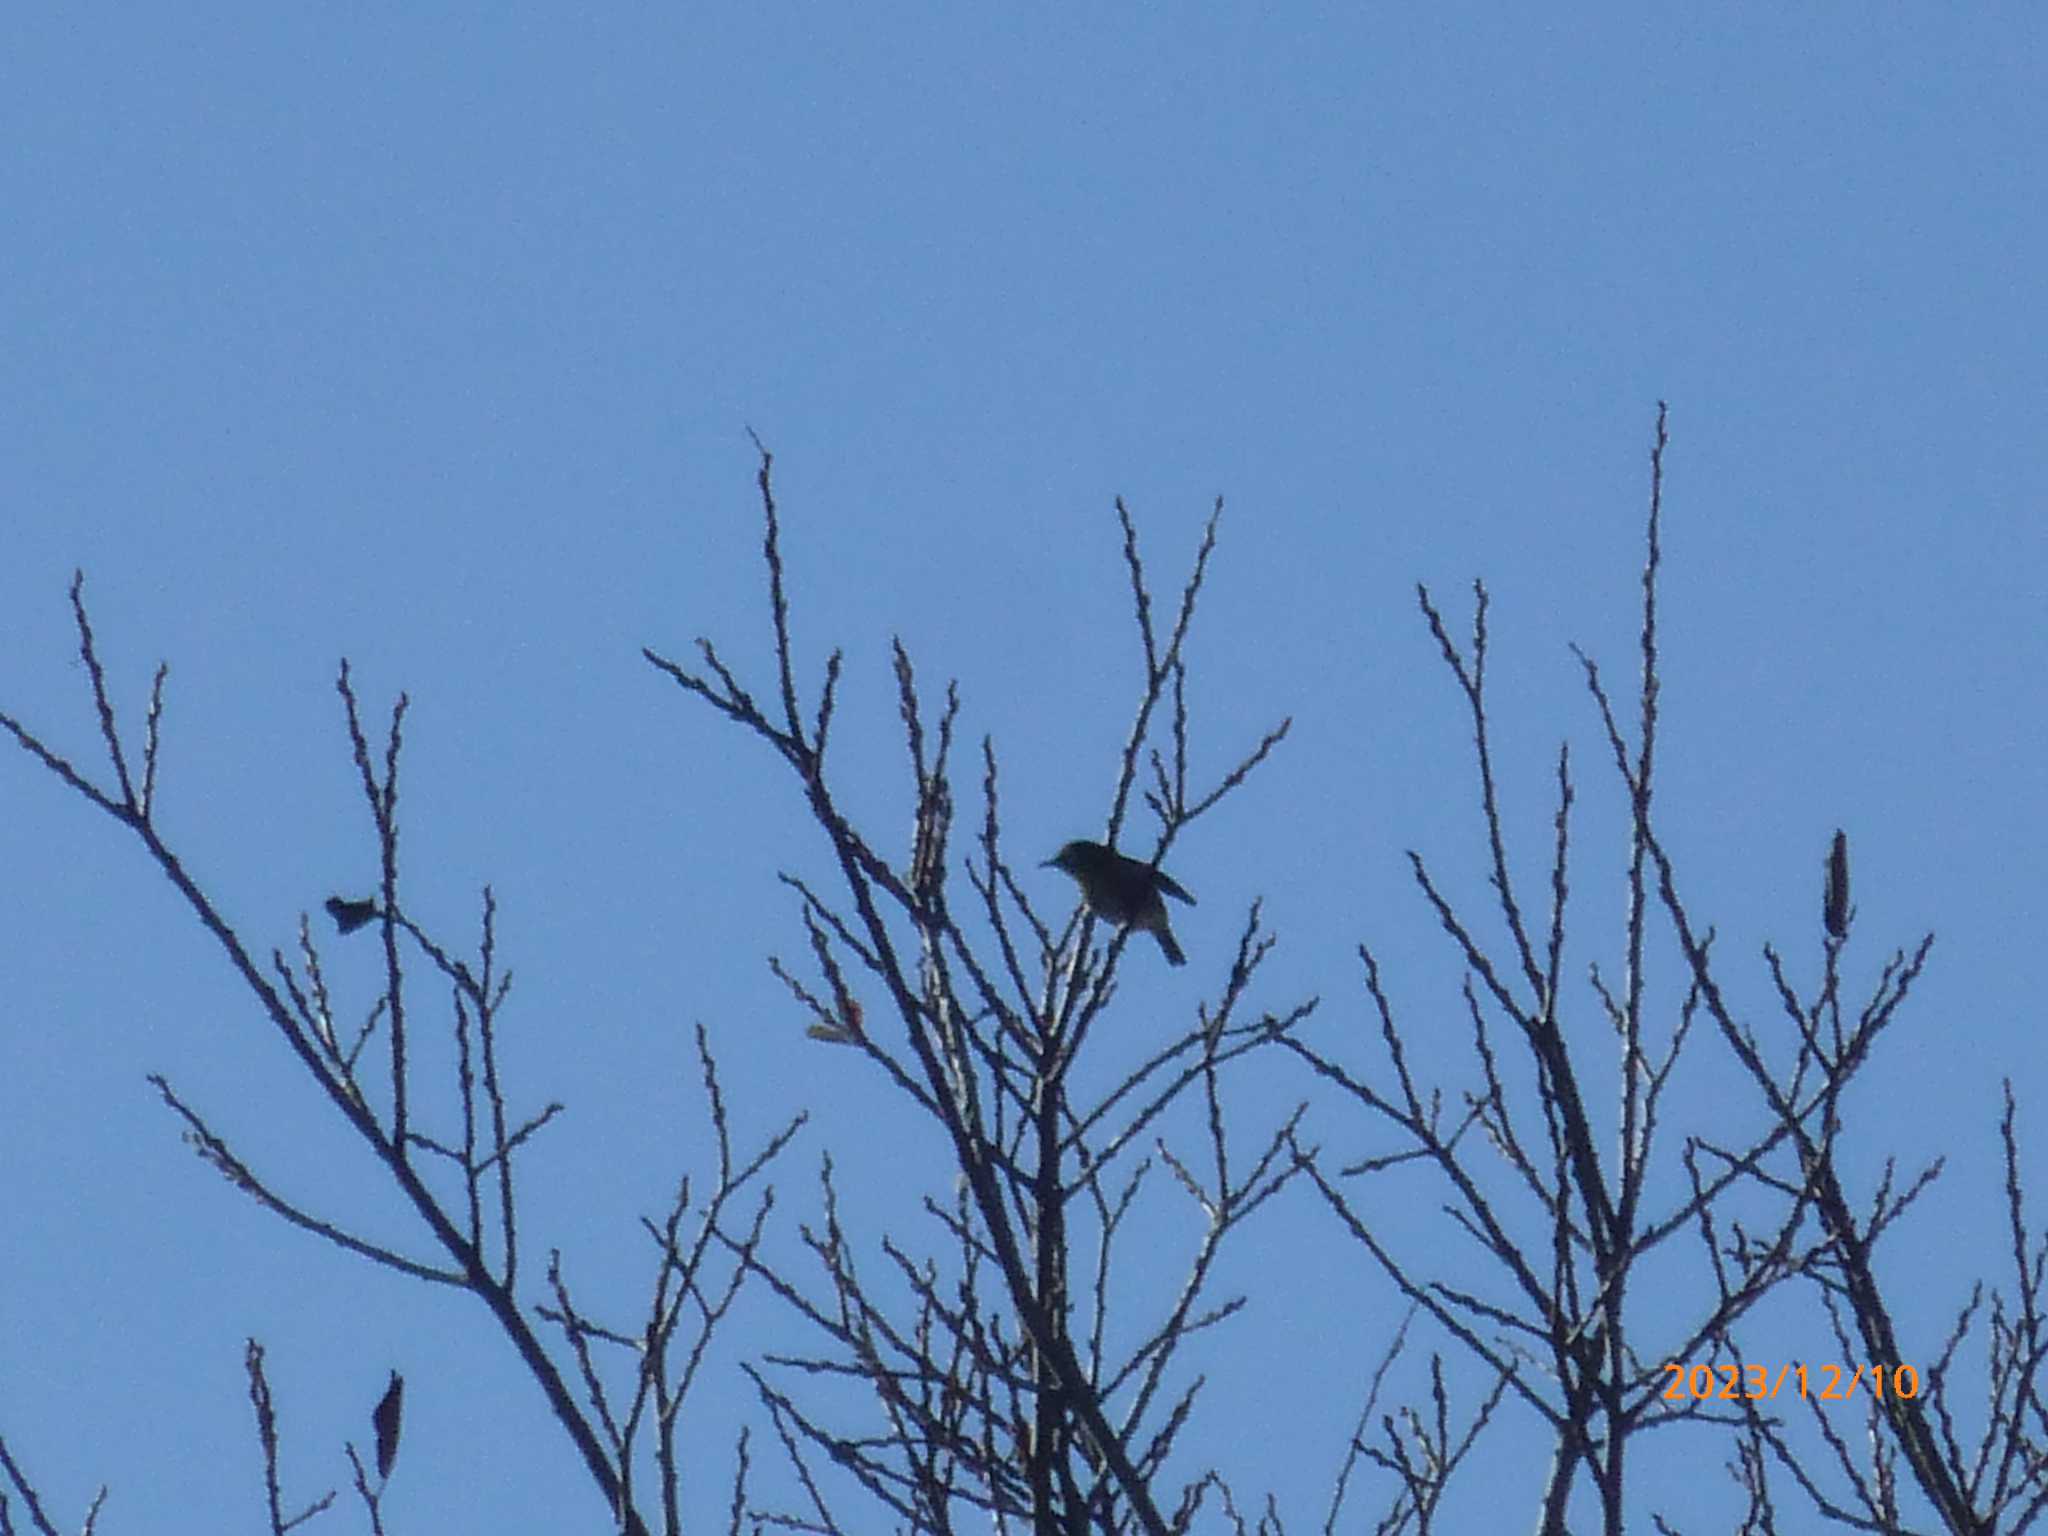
[3,8,2043,1531]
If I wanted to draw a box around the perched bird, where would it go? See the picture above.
[372,1369,404,1481]
[1043,839,1194,966]
[1823,829,1850,940]
[325,896,379,935]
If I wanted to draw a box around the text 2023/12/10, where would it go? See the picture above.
[1663,1361,1921,1403]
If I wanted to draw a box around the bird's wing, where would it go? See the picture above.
[1155,871,1195,906]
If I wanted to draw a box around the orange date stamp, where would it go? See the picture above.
[1662,1362,1921,1403]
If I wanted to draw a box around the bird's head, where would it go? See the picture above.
[1043,840,1104,876]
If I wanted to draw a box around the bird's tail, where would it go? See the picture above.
[1156,926,1186,967]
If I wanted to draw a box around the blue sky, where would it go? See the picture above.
[3,7,2043,1530]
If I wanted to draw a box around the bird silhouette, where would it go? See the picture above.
[325,896,379,935]
[1824,829,1850,940]
[372,1370,404,1481]
[1043,840,1194,966]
